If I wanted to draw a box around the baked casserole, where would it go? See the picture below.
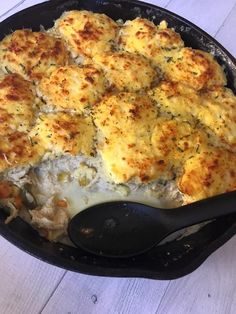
[0,10,235,242]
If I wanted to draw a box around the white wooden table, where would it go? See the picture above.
[0,1,236,313]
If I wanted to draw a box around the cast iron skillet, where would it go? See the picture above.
[0,0,236,280]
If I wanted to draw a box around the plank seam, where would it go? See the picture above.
[214,1,236,37]
[165,0,174,8]
[0,0,27,20]
[38,270,67,314]
[154,281,172,314]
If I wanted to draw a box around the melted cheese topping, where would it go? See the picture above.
[178,147,236,203]
[163,48,226,90]
[148,81,200,122]
[94,93,164,183]
[37,65,107,113]
[31,112,95,156]
[0,30,70,82]
[54,10,118,59]
[151,118,208,171]
[195,87,236,149]
[150,82,236,150]
[0,132,43,172]
[118,18,184,69]
[93,51,158,92]
[119,18,183,52]
[0,74,36,135]
[94,92,211,184]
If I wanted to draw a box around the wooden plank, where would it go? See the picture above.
[0,236,66,314]
[216,3,236,57]
[0,0,171,24]
[0,0,26,21]
[0,0,48,22]
[41,272,170,314]
[166,0,236,36]
[155,236,236,314]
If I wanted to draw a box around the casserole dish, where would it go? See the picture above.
[0,0,236,279]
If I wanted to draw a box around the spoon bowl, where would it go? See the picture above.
[68,191,236,258]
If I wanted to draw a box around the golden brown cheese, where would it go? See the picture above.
[94,93,174,183]
[0,74,36,135]
[31,112,95,156]
[94,92,211,183]
[54,10,118,59]
[149,82,236,150]
[119,18,183,52]
[0,109,31,137]
[163,48,226,90]
[118,18,184,70]
[194,87,236,149]
[178,148,236,203]
[0,132,43,172]
[37,65,107,113]
[151,118,209,172]
[93,51,158,92]
[148,81,200,122]
[0,30,70,81]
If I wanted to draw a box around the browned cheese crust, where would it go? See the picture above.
[30,112,95,157]
[0,30,70,82]
[54,10,118,60]
[37,65,107,113]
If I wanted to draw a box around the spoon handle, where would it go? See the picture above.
[161,190,236,233]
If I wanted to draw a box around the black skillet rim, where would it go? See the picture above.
[0,0,236,280]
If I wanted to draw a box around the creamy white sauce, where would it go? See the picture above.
[28,154,182,218]
[59,182,164,217]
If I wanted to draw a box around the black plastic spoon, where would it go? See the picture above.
[68,191,236,258]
